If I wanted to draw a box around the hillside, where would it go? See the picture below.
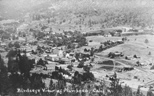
[0,0,154,28]
[87,35,154,63]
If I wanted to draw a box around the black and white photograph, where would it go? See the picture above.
[0,0,154,96]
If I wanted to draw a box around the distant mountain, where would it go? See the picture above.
[0,0,53,19]
[0,0,153,20]
[0,0,154,28]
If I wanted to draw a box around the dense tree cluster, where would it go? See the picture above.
[27,4,154,31]
[8,41,20,48]
[0,55,10,95]
[44,31,87,48]
[0,30,10,40]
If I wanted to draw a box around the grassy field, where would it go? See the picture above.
[85,34,154,93]
[90,35,154,61]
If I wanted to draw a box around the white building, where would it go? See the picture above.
[58,49,64,58]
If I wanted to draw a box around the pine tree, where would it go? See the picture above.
[147,87,153,96]
[136,86,141,96]
[0,54,10,95]
[109,72,122,96]
[122,85,133,96]
[136,86,145,96]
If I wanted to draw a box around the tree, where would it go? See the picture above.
[148,52,151,55]
[150,65,154,70]
[7,58,19,73]
[1,33,10,40]
[110,32,115,36]
[90,47,94,56]
[145,39,149,44]
[136,86,141,96]
[99,45,103,52]
[136,86,144,96]
[14,41,20,48]
[109,72,122,96]
[0,30,5,35]
[18,55,32,77]
[0,55,10,95]
[122,85,133,96]
[6,49,17,59]
[37,32,45,40]
[147,87,154,96]
[8,42,14,48]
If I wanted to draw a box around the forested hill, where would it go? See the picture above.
[0,0,154,28]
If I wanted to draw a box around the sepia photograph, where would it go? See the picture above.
[0,0,154,96]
